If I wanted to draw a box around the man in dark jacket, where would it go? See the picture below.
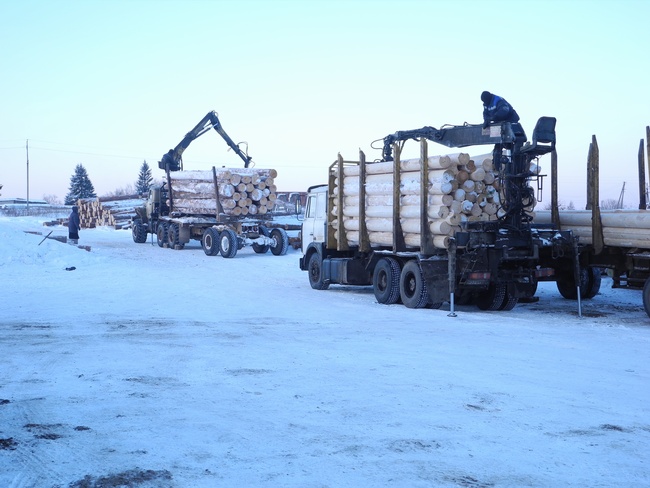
[481,91,519,128]
[68,206,80,244]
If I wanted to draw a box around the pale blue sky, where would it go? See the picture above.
[1,0,649,207]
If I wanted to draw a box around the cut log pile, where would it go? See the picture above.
[76,194,144,229]
[534,210,650,248]
[169,167,278,217]
[331,153,536,250]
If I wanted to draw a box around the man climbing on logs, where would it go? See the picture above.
[481,91,519,128]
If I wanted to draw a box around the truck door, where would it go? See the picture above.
[301,187,328,254]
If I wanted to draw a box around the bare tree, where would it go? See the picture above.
[42,194,61,205]
[600,198,619,210]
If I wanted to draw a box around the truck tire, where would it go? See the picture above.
[220,229,238,258]
[202,228,220,256]
[373,257,401,304]
[270,228,289,256]
[156,222,168,248]
[132,219,147,244]
[167,223,184,250]
[584,267,602,299]
[476,283,507,311]
[643,277,650,318]
[252,226,270,254]
[399,260,429,309]
[557,268,594,300]
[499,290,519,311]
[307,252,329,290]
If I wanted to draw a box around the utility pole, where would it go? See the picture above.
[26,139,30,210]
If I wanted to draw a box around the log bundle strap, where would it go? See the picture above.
[169,167,278,218]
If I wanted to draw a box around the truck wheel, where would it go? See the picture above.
[584,267,602,299]
[270,228,289,256]
[373,257,401,304]
[252,226,270,254]
[476,283,507,311]
[308,252,329,290]
[132,219,147,244]
[499,290,519,311]
[220,229,238,258]
[202,228,220,256]
[156,223,168,248]
[557,268,589,300]
[399,260,429,309]
[167,224,184,250]
[643,277,650,318]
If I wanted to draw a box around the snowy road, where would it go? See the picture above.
[1,218,649,487]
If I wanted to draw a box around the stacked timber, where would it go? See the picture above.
[331,153,529,250]
[534,210,650,248]
[76,194,144,229]
[168,167,278,217]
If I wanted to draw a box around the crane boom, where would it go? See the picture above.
[159,111,253,171]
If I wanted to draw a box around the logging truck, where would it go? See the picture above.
[300,118,594,312]
[132,167,289,257]
[131,110,289,258]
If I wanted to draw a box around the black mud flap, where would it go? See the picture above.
[420,259,450,305]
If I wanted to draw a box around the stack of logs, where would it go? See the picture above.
[76,194,144,229]
[332,152,536,250]
[169,167,278,217]
[534,210,650,248]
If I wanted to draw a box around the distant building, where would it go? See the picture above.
[0,197,49,206]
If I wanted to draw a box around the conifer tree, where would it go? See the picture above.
[64,164,96,205]
[135,160,153,195]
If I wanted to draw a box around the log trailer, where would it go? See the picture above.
[535,130,650,318]
[132,111,289,258]
[299,118,596,312]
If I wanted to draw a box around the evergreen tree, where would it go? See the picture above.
[135,160,153,195]
[64,164,96,205]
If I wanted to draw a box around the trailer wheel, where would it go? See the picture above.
[167,224,184,250]
[220,229,238,258]
[476,283,507,311]
[584,267,602,299]
[399,260,429,309]
[202,228,220,256]
[307,252,329,290]
[156,222,168,248]
[132,219,147,244]
[270,228,289,256]
[643,277,650,318]
[252,226,270,254]
[373,257,401,304]
[557,268,590,300]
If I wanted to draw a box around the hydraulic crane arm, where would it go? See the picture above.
[381,122,525,162]
[159,111,253,171]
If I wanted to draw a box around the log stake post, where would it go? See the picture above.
[420,139,434,254]
[586,142,593,211]
[327,160,338,250]
[647,126,650,206]
[212,166,225,222]
[639,139,647,210]
[336,153,349,251]
[590,135,604,255]
[393,144,406,252]
[358,150,370,252]
[551,149,560,229]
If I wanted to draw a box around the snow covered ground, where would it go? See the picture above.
[1,216,649,488]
